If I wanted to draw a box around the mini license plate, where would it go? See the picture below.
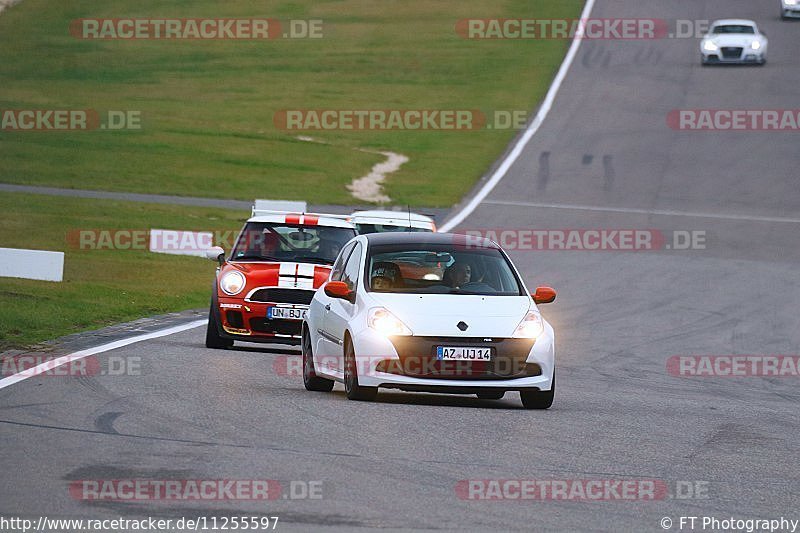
[436,346,492,361]
[267,306,307,320]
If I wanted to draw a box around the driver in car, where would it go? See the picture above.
[317,229,346,261]
[443,262,471,289]
[370,262,402,291]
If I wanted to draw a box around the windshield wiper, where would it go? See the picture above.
[232,254,283,262]
[293,256,334,265]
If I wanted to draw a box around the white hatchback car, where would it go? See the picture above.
[700,19,768,65]
[301,232,557,409]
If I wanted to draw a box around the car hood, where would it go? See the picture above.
[705,34,760,47]
[223,262,331,291]
[367,293,532,337]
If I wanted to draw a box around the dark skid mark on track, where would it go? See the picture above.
[537,151,550,191]
[581,45,661,69]
[73,500,286,521]
[0,419,251,448]
[582,46,611,69]
[64,465,195,481]
[0,402,56,411]
[94,411,122,434]
[603,154,615,190]
[634,45,662,66]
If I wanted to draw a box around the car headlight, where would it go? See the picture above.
[702,40,718,52]
[368,308,412,336]
[512,310,545,339]
[785,0,797,6]
[751,41,761,50]
[220,271,246,296]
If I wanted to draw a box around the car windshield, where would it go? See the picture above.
[365,243,525,295]
[355,223,432,235]
[231,222,355,264]
[712,25,755,34]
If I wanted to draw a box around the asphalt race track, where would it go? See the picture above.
[1,1,798,531]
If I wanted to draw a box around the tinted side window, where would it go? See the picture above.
[340,243,363,291]
[330,242,356,281]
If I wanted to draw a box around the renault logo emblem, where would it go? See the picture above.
[457,321,468,331]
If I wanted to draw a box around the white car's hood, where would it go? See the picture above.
[368,293,532,337]
[705,34,759,47]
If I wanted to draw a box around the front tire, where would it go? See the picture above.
[520,371,555,410]
[303,330,334,392]
[205,306,233,349]
[344,340,377,401]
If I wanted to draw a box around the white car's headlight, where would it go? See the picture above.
[751,41,761,50]
[785,0,797,6]
[220,271,246,295]
[512,310,545,339]
[368,308,412,336]
[702,40,718,52]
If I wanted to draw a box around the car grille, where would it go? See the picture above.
[721,47,743,59]
[248,288,315,304]
[382,336,539,380]
[249,317,302,337]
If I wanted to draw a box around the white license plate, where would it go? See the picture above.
[436,346,492,361]
[268,307,307,320]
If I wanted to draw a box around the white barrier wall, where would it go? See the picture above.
[0,248,64,282]
[149,229,214,257]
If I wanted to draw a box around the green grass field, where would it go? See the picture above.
[0,0,582,207]
[0,193,245,349]
[0,0,583,348]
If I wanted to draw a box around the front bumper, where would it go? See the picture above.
[217,297,308,344]
[349,327,555,391]
[701,48,765,64]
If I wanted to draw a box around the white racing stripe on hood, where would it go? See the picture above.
[297,263,315,277]
[279,262,298,276]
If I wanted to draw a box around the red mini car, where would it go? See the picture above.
[205,210,356,348]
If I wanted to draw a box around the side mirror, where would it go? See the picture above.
[205,246,225,265]
[532,286,556,305]
[324,281,353,302]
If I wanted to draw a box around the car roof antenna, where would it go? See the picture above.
[407,204,412,231]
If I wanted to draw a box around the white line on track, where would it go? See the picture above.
[439,0,597,233]
[482,199,800,225]
[0,319,206,391]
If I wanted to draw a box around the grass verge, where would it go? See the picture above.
[0,0,583,207]
[0,193,244,349]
